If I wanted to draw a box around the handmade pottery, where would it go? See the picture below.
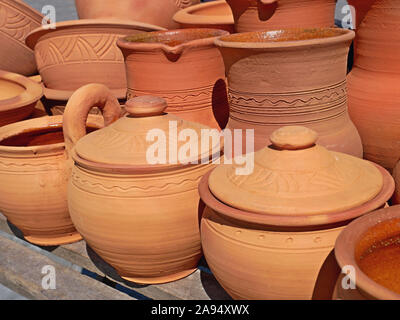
[0,0,43,76]
[173,0,234,33]
[334,205,400,300]
[347,0,375,29]
[0,113,104,246]
[75,0,200,30]
[347,0,400,171]
[117,28,230,130]
[226,0,335,33]
[0,70,43,127]
[25,19,164,95]
[199,126,394,300]
[215,28,363,156]
[65,88,221,284]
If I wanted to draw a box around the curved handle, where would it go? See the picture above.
[257,0,278,21]
[63,83,121,158]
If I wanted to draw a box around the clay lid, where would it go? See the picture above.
[73,96,221,172]
[208,126,384,216]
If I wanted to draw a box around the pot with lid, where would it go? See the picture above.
[198,126,394,299]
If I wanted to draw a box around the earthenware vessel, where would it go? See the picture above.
[173,0,234,33]
[347,0,400,171]
[347,0,375,29]
[117,28,230,130]
[334,205,400,300]
[215,28,362,156]
[75,0,200,30]
[0,70,43,127]
[65,89,221,284]
[0,0,42,76]
[25,19,164,95]
[0,112,104,246]
[226,0,335,33]
[199,126,394,300]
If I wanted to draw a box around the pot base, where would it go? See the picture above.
[24,232,83,246]
[121,268,198,285]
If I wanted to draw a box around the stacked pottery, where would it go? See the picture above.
[25,19,164,115]
[173,0,234,33]
[347,0,400,171]
[198,126,394,300]
[226,0,336,33]
[0,0,43,76]
[117,28,230,129]
[334,205,400,300]
[64,90,221,284]
[75,0,200,30]
[215,28,363,156]
[0,85,110,246]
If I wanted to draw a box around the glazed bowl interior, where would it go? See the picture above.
[123,28,228,46]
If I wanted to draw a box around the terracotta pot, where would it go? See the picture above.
[199,126,394,300]
[25,19,164,95]
[0,70,43,127]
[0,0,42,76]
[334,205,400,300]
[0,113,104,246]
[226,0,335,33]
[347,0,376,29]
[117,28,230,130]
[64,88,221,284]
[215,28,363,156]
[347,0,400,171]
[173,0,234,33]
[75,0,200,30]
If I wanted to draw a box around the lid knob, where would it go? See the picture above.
[125,96,168,117]
[270,126,318,150]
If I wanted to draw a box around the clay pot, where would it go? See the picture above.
[226,0,335,33]
[64,88,221,284]
[173,0,234,33]
[0,0,43,76]
[347,0,376,29]
[215,28,363,156]
[75,0,200,30]
[334,205,400,300]
[347,0,400,171]
[199,126,394,300]
[25,19,164,96]
[0,113,104,246]
[0,70,43,127]
[117,28,230,130]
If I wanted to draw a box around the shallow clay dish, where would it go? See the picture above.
[334,205,400,300]
[25,19,165,93]
[0,70,43,126]
[173,0,234,32]
[0,0,43,76]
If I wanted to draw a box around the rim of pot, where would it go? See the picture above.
[0,71,43,113]
[25,18,166,50]
[173,1,234,26]
[117,28,230,52]
[198,163,394,228]
[3,0,43,24]
[214,28,355,49]
[0,115,103,158]
[335,205,400,300]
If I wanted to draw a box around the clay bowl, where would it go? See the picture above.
[0,70,43,127]
[198,165,394,300]
[173,0,234,33]
[334,205,400,300]
[25,19,165,93]
[0,115,103,246]
[0,0,43,76]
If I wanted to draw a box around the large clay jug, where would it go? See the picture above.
[215,28,363,156]
[347,0,400,171]
[226,0,336,33]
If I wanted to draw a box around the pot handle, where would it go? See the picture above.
[63,83,121,158]
[257,0,278,21]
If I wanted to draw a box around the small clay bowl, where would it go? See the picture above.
[335,205,400,300]
[173,0,234,33]
[0,70,43,127]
